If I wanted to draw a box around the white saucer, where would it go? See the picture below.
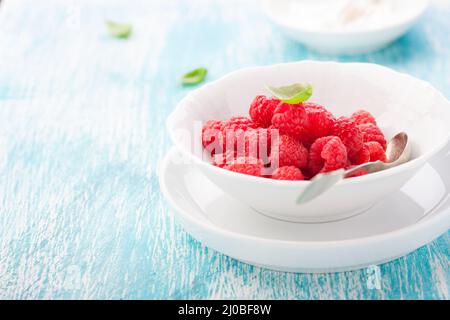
[159,147,450,273]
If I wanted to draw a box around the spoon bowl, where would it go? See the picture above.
[386,132,410,163]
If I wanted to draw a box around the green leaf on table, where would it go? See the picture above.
[180,67,208,85]
[106,20,132,39]
[266,83,313,104]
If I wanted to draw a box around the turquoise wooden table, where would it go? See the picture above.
[0,0,449,300]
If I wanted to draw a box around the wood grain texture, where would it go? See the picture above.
[0,0,449,299]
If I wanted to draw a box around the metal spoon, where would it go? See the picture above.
[297,132,410,204]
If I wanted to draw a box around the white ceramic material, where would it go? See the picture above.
[167,61,450,222]
[264,0,430,54]
[159,147,450,273]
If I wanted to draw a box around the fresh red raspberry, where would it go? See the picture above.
[332,117,364,157]
[270,135,308,169]
[365,141,387,162]
[309,136,348,175]
[202,120,225,155]
[301,102,336,147]
[271,102,307,139]
[271,166,305,181]
[249,96,279,128]
[358,123,387,150]
[222,116,256,153]
[224,157,264,177]
[222,116,255,133]
[351,110,377,125]
[349,143,370,165]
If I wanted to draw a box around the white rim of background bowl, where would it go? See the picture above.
[159,147,450,250]
[167,61,450,188]
[263,0,431,35]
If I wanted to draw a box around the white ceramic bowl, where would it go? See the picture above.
[167,61,450,223]
[264,0,430,55]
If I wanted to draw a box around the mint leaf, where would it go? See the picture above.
[266,83,313,104]
[181,67,208,85]
[106,20,132,39]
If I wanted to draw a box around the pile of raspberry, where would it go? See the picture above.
[202,95,387,181]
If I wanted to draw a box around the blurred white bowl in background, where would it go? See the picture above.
[264,0,430,54]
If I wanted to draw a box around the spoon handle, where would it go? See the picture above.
[296,169,345,204]
[297,161,383,205]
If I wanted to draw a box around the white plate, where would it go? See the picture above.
[159,147,450,273]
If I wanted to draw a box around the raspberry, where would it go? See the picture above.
[365,141,387,162]
[249,96,278,128]
[332,117,363,157]
[222,116,255,132]
[270,135,308,169]
[271,102,307,139]
[271,166,305,181]
[202,120,225,155]
[301,102,336,147]
[224,157,264,177]
[358,123,387,150]
[309,136,348,175]
[351,110,377,125]
[349,143,370,165]
[222,116,256,153]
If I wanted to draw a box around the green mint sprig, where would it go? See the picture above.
[180,67,208,85]
[106,20,132,39]
[266,83,313,104]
